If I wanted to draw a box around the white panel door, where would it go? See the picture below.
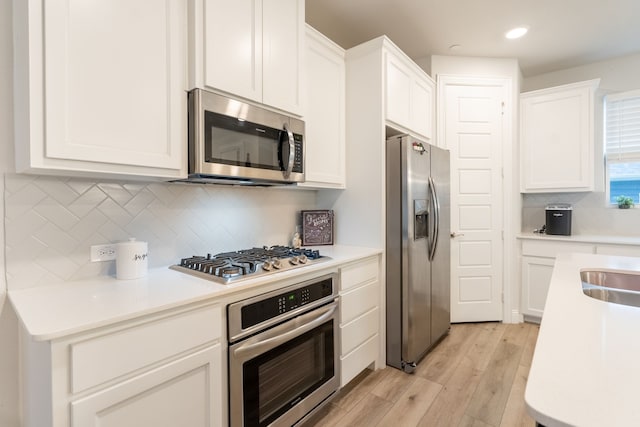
[442,79,505,322]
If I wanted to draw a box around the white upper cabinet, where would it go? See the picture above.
[385,48,434,140]
[299,26,346,189]
[191,0,304,115]
[198,0,263,103]
[13,0,188,180]
[520,79,600,192]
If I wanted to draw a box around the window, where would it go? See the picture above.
[605,90,640,205]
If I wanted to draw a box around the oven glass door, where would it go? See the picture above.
[205,111,288,172]
[230,300,339,427]
[242,319,334,426]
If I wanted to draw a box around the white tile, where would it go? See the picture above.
[123,189,155,216]
[68,186,107,217]
[68,210,109,241]
[4,174,36,193]
[98,183,133,206]
[33,177,79,205]
[33,223,79,255]
[5,182,48,220]
[5,178,320,290]
[33,198,80,231]
[97,198,133,228]
[4,211,47,248]
[36,248,80,281]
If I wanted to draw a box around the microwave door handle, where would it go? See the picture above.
[281,123,295,179]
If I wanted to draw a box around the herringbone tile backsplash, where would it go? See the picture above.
[4,174,316,290]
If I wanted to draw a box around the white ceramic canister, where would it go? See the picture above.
[116,238,148,280]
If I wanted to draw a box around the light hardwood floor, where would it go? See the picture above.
[306,322,539,427]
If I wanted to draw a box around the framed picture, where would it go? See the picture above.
[301,210,334,246]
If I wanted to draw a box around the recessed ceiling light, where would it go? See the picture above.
[505,27,528,39]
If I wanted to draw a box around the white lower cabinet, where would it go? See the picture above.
[521,256,555,318]
[20,303,222,427]
[520,239,595,319]
[338,256,380,386]
[71,345,220,427]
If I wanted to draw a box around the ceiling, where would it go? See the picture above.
[305,0,640,77]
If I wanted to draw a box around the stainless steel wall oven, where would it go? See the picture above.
[228,273,339,426]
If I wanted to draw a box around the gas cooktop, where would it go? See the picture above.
[170,246,330,284]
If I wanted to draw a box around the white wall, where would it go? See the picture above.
[1,0,19,424]
[430,55,523,323]
[521,53,640,235]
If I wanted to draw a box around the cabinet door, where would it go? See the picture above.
[385,53,412,130]
[202,0,262,102]
[39,0,187,175]
[521,256,555,318]
[520,80,598,192]
[262,0,304,115]
[410,76,434,140]
[299,26,345,188]
[71,345,221,427]
[385,52,434,140]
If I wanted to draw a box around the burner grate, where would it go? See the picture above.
[173,246,327,282]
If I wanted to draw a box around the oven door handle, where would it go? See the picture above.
[233,302,337,360]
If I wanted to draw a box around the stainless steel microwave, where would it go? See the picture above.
[186,89,304,185]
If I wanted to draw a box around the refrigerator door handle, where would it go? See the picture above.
[428,176,440,261]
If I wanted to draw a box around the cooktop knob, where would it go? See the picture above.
[298,255,308,264]
[262,261,273,271]
[289,256,299,265]
[272,259,283,270]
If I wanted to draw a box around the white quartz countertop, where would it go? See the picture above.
[9,245,381,341]
[525,252,640,426]
[518,232,640,246]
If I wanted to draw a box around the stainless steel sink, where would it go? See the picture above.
[581,270,640,308]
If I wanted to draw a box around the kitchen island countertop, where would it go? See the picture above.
[9,245,381,341]
[526,252,640,426]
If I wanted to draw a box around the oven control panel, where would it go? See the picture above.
[240,278,333,330]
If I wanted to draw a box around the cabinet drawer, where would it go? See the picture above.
[340,281,378,324]
[340,334,378,387]
[341,307,378,355]
[71,304,221,393]
[521,240,595,258]
[340,256,379,291]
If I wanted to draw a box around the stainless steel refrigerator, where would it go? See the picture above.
[385,134,450,373]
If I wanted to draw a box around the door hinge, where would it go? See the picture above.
[501,230,504,240]
[502,293,504,303]
[501,101,505,116]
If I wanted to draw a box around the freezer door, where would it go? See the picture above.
[402,137,432,364]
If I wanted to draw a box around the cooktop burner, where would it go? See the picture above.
[170,246,329,284]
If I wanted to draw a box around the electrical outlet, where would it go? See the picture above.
[91,244,116,262]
